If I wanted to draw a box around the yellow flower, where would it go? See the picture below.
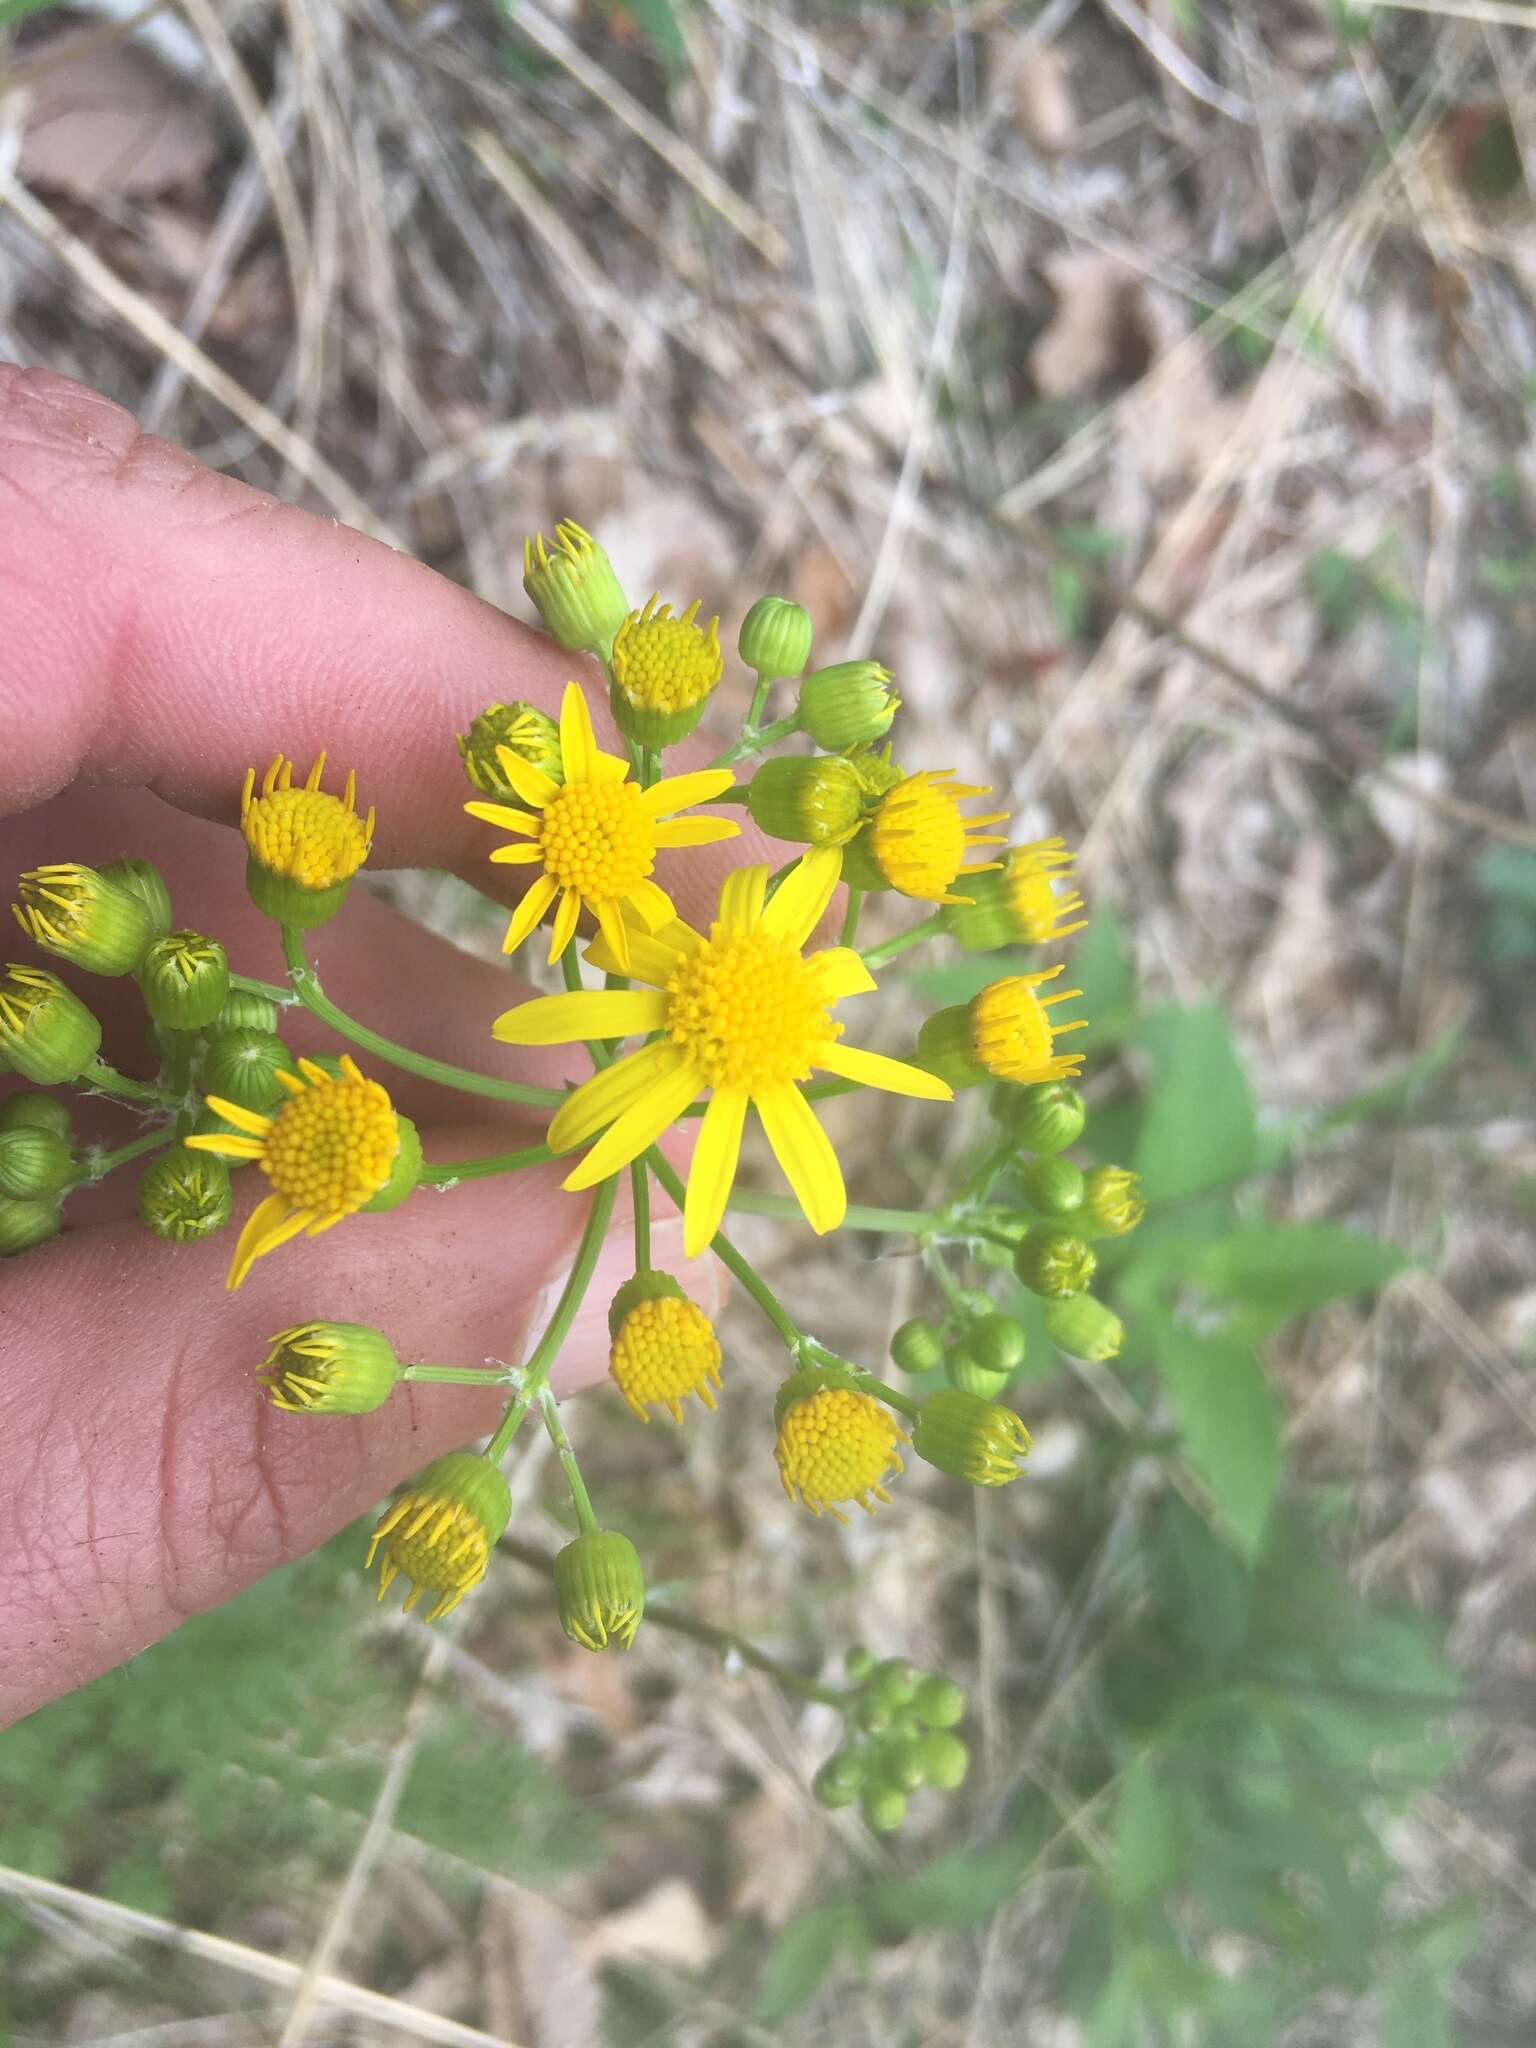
[1007,839,1086,943]
[608,1272,722,1422]
[774,1367,908,1523]
[849,770,1008,905]
[257,1320,402,1414]
[610,594,724,747]
[13,862,155,976]
[241,753,374,928]
[465,682,739,971]
[367,1451,512,1621]
[492,849,953,1256]
[970,968,1086,1084]
[185,1053,401,1289]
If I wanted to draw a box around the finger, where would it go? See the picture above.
[0,1152,721,1727]
[0,365,775,928]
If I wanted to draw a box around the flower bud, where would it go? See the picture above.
[97,857,173,941]
[861,1783,907,1834]
[912,1674,966,1729]
[844,745,905,805]
[13,864,156,977]
[739,595,814,679]
[609,595,725,748]
[258,1320,403,1413]
[137,1150,232,1241]
[457,701,564,801]
[966,1313,1027,1376]
[845,1646,876,1683]
[608,1269,723,1423]
[0,1124,73,1200]
[890,1316,947,1376]
[0,966,102,1084]
[523,520,629,657]
[940,838,1086,952]
[915,1731,969,1791]
[202,1028,291,1112]
[241,753,373,930]
[0,1091,72,1139]
[913,1388,1031,1487]
[1081,1165,1145,1237]
[944,1345,1013,1400]
[1014,1229,1096,1299]
[812,1749,865,1809]
[0,1195,61,1256]
[1003,1079,1086,1155]
[868,1658,921,1712]
[796,660,900,751]
[136,930,231,1032]
[745,756,867,847]
[554,1528,646,1651]
[875,1734,931,1794]
[1044,1293,1124,1361]
[1019,1156,1085,1218]
[774,1365,908,1523]
[361,1112,422,1213]
[214,988,280,1036]
[368,1450,512,1621]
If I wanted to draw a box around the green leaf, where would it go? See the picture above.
[1150,1494,1251,1674]
[614,0,688,72]
[1133,1002,1257,1202]
[1072,906,1135,1050]
[1110,1757,1180,1907]
[1191,1223,1407,1328]
[864,1823,1039,1936]
[0,0,62,22]
[1382,1966,1454,2048]
[751,1897,865,2022]
[1151,1325,1281,1558]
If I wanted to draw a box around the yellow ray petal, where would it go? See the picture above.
[487,842,546,865]
[816,1042,954,1100]
[500,872,560,955]
[559,680,601,783]
[562,1058,702,1189]
[548,885,583,962]
[760,846,842,947]
[497,748,560,811]
[593,895,632,973]
[641,767,737,816]
[200,1096,274,1137]
[226,1193,298,1291]
[585,919,700,986]
[652,815,740,850]
[812,946,877,1002]
[717,865,768,935]
[464,800,540,833]
[184,1132,266,1160]
[625,878,675,932]
[493,988,667,1047]
[756,1084,846,1236]
[549,1038,689,1150]
[683,1087,748,1258]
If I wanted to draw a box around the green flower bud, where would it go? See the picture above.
[241,754,373,931]
[877,1735,931,1794]
[745,756,868,847]
[861,1783,907,1834]
[966,1313,1027,1376]
[939,839,1086,953]
[137,1150,232,1241]
[912,1674,966,1729]
[868,1658,921,1711]
[0,1091,72,1139]
[797,662,899,752]
[457,701,564,801]
[1044,1293,1124,1361]
[1019,1155,1086,1218]
[607,1265,687,1337]
[915,1731,969,1791]
[523,519,630,657]
[368,1450,513,1621]
[844,744,905,804]
[739,596,813,680]
[813,1749,865,1809]
[944,1345,1014,1400]
[854,1694,894,1736]
[257,1320,402,1413]
[13,864,155,976]
[553,1529,646,1651]
[890,1316,947,1376]
[361,1113,422,1213]
[0,966,102,1084]
[97,858,173,941]
[1081,1165,1145,1237]
[0,1124,73,1199]
[610,595,723,748]
[913,1388,1031,1487]
[136,930,230,1032]
[845,1646,876,1683]
[214,988,280,1035]
[1014,1229,1096,1299]
[202,1028,291,1112]
[1003,1080,1086,1155]
[0,1195,61,1256]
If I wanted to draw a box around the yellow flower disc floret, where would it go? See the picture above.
[184,1053,401,1289]
[664,933,841,1092]
[867,770,1008,905]
[612,595,724,716]
[241,753,373,889]
[367,1452,512,1622]
[775,1379,909,1524]
[539,778,657,901]
[610,1294,723,1423]
[971,968,1087,1085]
[1007,839,1087,944]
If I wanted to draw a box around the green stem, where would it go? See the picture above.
[860,913,943,970]
[539,1387,599,1534]
[631,1157,650,1270]
[861,1375,922,1421]
[723,1187,944,1236]
[485,1173,619,1461]
[401,1363,520,1385]
[416,1143,553,1185]
[78,1058,175,1107]
[280,926,561,1109]
[644,1148,801,1352]
[746,669,775,732]
[74,1125,177,1185]
[839,886,864,949]
[497,1536,846,1706]
[705,711,802,772]
[228,971,295,1007]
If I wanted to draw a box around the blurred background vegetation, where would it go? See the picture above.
[2,0,1535,2041]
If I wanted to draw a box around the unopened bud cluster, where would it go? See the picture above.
[813,1651,970,1832]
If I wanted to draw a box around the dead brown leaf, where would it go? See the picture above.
[19,36,218,201]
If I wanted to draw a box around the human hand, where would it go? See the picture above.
[0,365,745,1727]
